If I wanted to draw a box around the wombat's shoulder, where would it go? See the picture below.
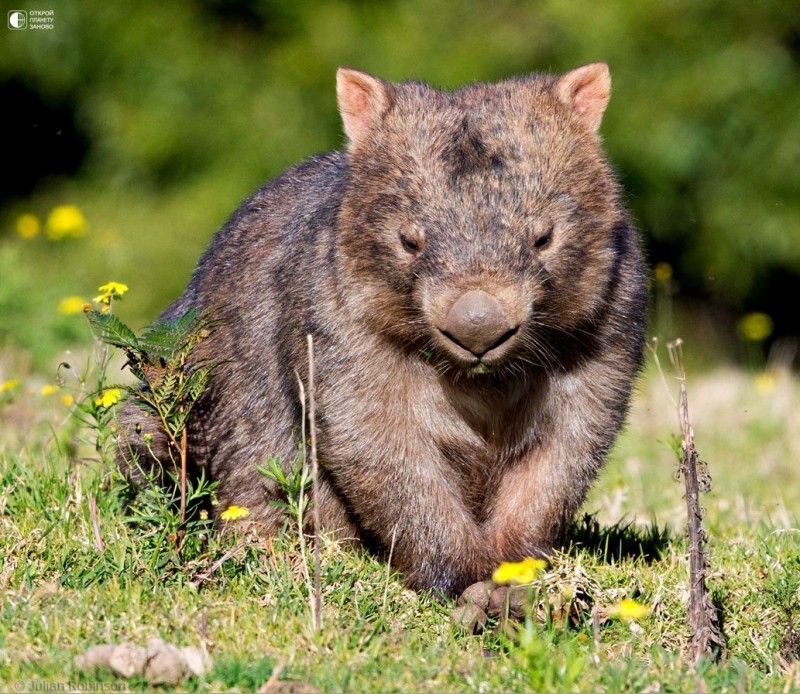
[166,151,347,318]
[215,150,348,242]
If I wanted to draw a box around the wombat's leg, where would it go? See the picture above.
[313,475,362,546]
[483,372,622,560]
[332,447,498,598]
[482,445,591,560]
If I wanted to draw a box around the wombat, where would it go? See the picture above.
[119,63,647,598]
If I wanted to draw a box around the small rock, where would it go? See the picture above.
[74,644,116,670]
[75,639,210,685]
[451,603,488,634]
[109,642,147,678]
[181,646,213,677]
[144,638,187,685]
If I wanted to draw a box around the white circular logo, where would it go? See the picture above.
[9,11,27,29]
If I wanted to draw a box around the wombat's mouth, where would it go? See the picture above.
[436,326,520,372]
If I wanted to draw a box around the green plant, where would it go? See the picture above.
[86,303,220,544]
[120,467,218,573]
[765,551,800,663]
[256,442,312,531]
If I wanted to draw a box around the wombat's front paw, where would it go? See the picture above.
[450,580,533,635]
[450,580,494,633]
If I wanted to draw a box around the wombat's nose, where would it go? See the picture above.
[443,290,516,357]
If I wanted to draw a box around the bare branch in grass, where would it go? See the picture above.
[667,339,726,663]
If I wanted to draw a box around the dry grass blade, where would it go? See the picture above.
[88,494,105,553]
[307,333,323,631]
[667,338,726,662]
[293,369,314,624]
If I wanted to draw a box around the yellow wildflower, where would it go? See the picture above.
[16,213,41,239]
[58,296,87,315]
[94,281,129,308]
[45,205,87,240]
[1,379,21,393]
[61,394,75,407]
[97,281,129,296]
[220,505,250,521]
[608,598,650,621]
[654,262,673,283]
[491,557,547,585]
[41,384,60,396]
[95,388,122,408]
[737,312,773,342]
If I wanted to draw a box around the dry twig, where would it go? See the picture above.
[667,339,726,662]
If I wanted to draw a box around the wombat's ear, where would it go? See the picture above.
[337,68,392,148]
[555,62,611,133]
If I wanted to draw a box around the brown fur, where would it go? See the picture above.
[118,64,648,598]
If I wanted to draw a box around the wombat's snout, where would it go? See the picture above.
[440,290,518,360]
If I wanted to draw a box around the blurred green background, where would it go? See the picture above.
[1,0,799,371]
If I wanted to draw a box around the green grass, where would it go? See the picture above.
[1,360,799,692]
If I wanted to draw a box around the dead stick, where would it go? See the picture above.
[668,339,725,662]
[257,658,286,693]
[191,540,247,589]
[307,334,323,630]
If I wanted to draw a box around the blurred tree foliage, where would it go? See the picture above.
[1,0,799,366]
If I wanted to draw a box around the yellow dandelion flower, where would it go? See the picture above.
[16,213,41,239]
[45,205,87,240]
[1,379,21,393]
[491,557,547,585]
[654,262,673,283]
[58,296,87,315]
[737,312,773,342]
[41,384,60,396]
[93,281,129,308]
[94,388,122,408]
[608,598,649,621]
[220,505,250,521]
[61,394,75,407]
[97,281,129,296]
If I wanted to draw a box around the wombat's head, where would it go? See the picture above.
[336,64,627,376]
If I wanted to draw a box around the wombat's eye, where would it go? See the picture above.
[533,227,554,250]
[400,233,424,254]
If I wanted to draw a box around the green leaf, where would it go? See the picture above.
[86,311,139,351]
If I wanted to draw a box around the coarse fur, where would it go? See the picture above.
[118,64,648,598]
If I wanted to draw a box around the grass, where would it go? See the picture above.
[1,353,799,692]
